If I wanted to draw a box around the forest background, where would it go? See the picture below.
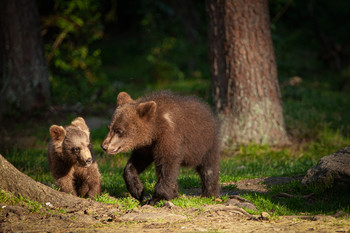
[0,0,350,223]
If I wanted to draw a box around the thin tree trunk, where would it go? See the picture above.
[0,0,50,114]
[207,0,290,147]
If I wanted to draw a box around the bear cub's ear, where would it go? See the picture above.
[117,92,133,106]
[49,125,66,142]
[71,117,90,136]
[137,101,157,120]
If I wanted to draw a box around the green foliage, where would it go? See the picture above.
[46,0,212,105]
[35,0,350,113]
[41,0,105,104]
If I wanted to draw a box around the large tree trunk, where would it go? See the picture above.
[0,154,88,209]
[206,0,290,147]
[0,0,50,114]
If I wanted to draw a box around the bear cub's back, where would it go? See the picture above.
[143,91,219,160]
[144,91,217,130]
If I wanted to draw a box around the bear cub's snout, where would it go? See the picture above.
[100,143,107,151]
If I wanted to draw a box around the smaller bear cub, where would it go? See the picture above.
[48,117,101,198]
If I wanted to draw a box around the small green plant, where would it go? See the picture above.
[57,208,67,214]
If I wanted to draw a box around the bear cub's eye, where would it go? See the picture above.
[72,147,80,153]
[115,129,123,137]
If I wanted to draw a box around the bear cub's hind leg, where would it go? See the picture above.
[197,149,220,197]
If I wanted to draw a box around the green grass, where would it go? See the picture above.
[0,190,43,213]
[3,149,53,183]
[242,180,350,216]
[155,195,228,209]
[283,82,350,140]
[95,193,140,211]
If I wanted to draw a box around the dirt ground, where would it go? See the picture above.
[1,177,350,233]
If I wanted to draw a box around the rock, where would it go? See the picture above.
[235,202,257,211]
[301,146,350,190]
[140,204,154,210]
[311,215,336,221]
[225,195,257,210]
[225,198,240,205]
[333,210,346,218]
[260,212,270,220]
[207,206,252,218]
[84,208,95,215]
[162,201,176,209]
[289,76,302,86]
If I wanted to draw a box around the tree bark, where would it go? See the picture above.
[207,0,290,147]
[0,154,89,209]
[0,0,50,114]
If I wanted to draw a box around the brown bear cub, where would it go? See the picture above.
[101,91,220,205]
[48,117,101,198]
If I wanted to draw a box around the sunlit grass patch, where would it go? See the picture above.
[154,195,228,209]
[220,145,315,182]
[95,193,139,211]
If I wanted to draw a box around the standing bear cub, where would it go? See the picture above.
[48,117,101,198]
[101,91,220,205]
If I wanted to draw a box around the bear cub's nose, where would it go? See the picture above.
[101,144,107,151]
[86,158,92,164]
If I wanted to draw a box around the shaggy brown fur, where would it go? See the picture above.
[101,91,220,205]
[48,117,101,198]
